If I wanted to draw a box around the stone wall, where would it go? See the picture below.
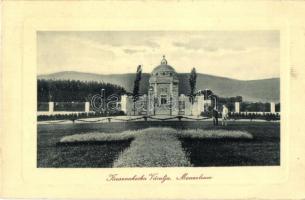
[121,94,210,116]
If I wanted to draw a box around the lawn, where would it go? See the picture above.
[179,122,280,166]
[37,121,280,167]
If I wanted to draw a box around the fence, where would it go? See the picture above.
[38,114,210,122]
[37,101,281,122]
[37,101,90,116]
[37,112,280,123]
[232,102,280,113]
[37,102,49,111]
[53,102,85,111]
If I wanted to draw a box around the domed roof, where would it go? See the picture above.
[151,55,177,76]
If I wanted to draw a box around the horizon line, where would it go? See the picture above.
[37,70,280,81]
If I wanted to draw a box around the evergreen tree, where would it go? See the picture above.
[37,79,126,102]
[189,68,197,103]
[189,67,197,115]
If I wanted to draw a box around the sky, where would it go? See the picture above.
[37,31,280,80]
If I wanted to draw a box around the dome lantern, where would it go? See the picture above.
[161,55,167,65]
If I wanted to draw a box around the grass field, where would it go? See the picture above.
[37,121,280,167]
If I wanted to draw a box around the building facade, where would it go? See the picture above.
[121,56,212,116]
[148,56,179,115]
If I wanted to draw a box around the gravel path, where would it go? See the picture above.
[113,128,192,167]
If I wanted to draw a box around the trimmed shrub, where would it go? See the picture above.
[37,110,125,121]
[177,129,253,140]
[60,130,138,143]
[227,112,280,121]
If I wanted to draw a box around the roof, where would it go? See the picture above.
[150,55,178,76]
[151,64,177,74]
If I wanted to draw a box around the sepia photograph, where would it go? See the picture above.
[4,1,305,199]
[37,31,280,168]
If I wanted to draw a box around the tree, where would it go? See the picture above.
[235,96,243,102]
[209,94,219,109]
[189,67,197,115]
[275,103,280,112]
[203,89,213,100]
[132,65,142,115]
[37,79,126,102]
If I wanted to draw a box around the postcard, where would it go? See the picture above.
[1,1,305,199]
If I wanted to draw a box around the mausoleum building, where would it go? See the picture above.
[120,56,212,116]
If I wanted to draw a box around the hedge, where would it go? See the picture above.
[37,111,125,121]
[201,111,280,121]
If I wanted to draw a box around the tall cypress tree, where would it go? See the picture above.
[189,67,197,115]
[189,67,197,104]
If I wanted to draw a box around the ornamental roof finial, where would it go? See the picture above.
[161,55,167,65]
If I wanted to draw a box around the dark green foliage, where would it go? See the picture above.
[38,138,131,168]
[235,96,243,102]
[201,111,280,121]
[201,105,214,118]
[200,89,213,100]
[132,65,142,102]
[39,71,280,102]
[217,96,243,111]
[180,122,280,166]
[275,103,280,112]
[37,102,49,111]
[228,112,280,121]
[37,79,126,102]
[37,110,125,121]
[182,140,279,166]
[241,102,271,112]
[189,68,197,104]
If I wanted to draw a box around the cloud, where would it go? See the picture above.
[172,31,278,52]
[123,49,146,54]
[37,31,279,80]
[144,41,160,48]
[43,31,160,49]
[173,39,248,52]
[173,41,219,52]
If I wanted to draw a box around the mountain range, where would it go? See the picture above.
[38,71,280,102]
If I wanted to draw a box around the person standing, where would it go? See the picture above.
[212,107,219,126]
[222,105,229,126]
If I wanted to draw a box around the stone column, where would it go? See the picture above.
[270,102,275,113]
[182,95,191,116]
[120,95,128,113]
[143,94,148,114]
[235,102,240,113]
[154,82,158,108]
[154,83,157,94]
[48,102,54,113]
[148,89,151,115]
[197,95,205,116]
[85,102,90,112]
